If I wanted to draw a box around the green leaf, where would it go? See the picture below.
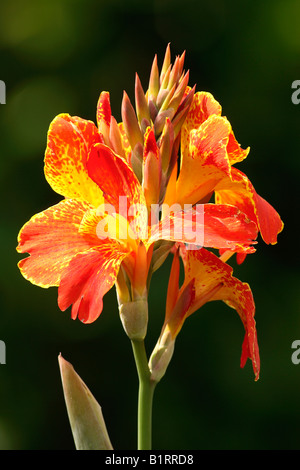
[58,354,113,450]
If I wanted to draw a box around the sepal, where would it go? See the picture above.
[149,329,175,383]
[119,298,148,340]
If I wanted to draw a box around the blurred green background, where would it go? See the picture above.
[0,0,298,450]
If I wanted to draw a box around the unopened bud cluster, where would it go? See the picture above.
[121,44,195,206]
[109,46,195,342]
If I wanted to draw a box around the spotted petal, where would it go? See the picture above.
[87,143,148,239]
[181,91,249,166]
[149,204,257,253]
[181,91,221,152]
[118,122,132,162]
[17,199,96,288]
[58,244,128,324]
[182,248,260,380]
[176,115,232,206]
[97,91,111,134]
[215,168,284,244]
[44,114,103,207]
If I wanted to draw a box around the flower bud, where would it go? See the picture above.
[154,109,174,136]
[119,298,148,341]
[109,115,126,159]
[159,118,174,174]
[135,73,151,133]
[149,240,174,273]
[97,91,111,145]
[121,90,143,151]
[58,354,113,450]
[167,54,184,91]
[156,80,173,110]
[149,328,175,383]
[167,70,190,115]
[160,43,171,83]
[148,54,160,104]
[172,85,196,139]
[142,127,161,208]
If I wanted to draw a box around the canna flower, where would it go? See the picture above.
[146,49,282,383]
[116,45,283,262]
[17,96,258,331]
[149,245,260,382]
[16,45,284,453]
[165,91,284,261]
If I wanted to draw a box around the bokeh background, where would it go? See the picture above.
[0,0,298,450]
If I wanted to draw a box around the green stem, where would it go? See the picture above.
[131,339,156,450]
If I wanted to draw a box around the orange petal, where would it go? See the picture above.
[17,199,96,288]
[118,122,132,163]
[176,115,231,206]
[87,143,147,239]
[58,244,128,324]
[215,168,284,244]
[254,193,284,245]
[181,92,221,147]
[96,91,111,143]
[182,248,260,380]
[181,91,248,166]
[44,114,103,207]
[203,204,257,252]
[226,131,250,165]
[149,203,257,253]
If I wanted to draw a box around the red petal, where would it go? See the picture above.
[87,143,147,238]
[143,127,161,207]
[182,248,260,380]
[203,204,257,251]
[254,193,284,245]
[17,199,96,287]
[58,244,128,324]
[236,252,247,265]
[97,91,111,129]
[87,143,144,208]
[215,168,284,244]
[150,204,257,253]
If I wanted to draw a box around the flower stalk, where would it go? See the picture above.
[131,339,156,450]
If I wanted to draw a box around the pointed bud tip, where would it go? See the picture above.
[58,353,70,370]
[135,72,141,86]
[58,354,113,450]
